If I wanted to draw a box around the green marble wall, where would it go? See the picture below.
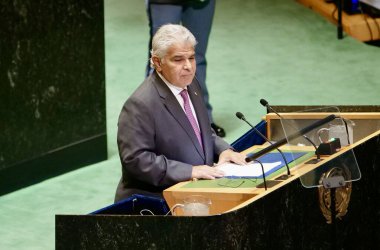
[0,0,107,195]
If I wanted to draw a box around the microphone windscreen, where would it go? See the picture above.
[260,99,268,107]
[235,112,244,120]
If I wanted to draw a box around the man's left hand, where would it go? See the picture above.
[217,149,247,166]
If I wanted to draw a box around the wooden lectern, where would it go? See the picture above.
[56,106,380,249]
[164,111,380,216]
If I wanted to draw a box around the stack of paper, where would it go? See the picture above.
[216,161,281,178]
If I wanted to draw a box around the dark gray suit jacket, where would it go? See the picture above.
[115,71,230,202]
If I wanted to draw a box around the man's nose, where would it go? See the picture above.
[184,59,192,70]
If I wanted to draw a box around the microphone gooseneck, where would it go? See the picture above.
[260,99,320,160]
[253,159,267,190]
[337,116,351,145]
[235,112,291,176]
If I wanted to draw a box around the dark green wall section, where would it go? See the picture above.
[0,0,107,195]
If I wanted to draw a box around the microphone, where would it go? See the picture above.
[260,99,270,114]
[236,112,291,179]
[245,114,337,162]
[260,99,321,163]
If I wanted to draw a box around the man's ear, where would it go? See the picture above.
[152,56,162,71]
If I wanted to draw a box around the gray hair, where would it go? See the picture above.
[150,24,197,68]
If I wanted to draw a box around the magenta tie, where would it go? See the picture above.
[180,89,203,148]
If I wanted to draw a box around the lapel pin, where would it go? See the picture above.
[194,91,198,96]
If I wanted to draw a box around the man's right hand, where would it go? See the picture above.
[191,165,225,180]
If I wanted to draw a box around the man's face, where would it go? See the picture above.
[154,42,196,88]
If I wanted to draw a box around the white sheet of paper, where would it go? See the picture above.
[216,161,282,178]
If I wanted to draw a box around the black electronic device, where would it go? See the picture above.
[325,0,361,14]
[316,138,342,155]
[359,0,380,17]
[343,0,361,14]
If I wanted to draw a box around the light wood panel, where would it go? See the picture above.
[298,0,380,41]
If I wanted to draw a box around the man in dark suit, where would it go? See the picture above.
[115,24,246,202]
[145,0,226,138]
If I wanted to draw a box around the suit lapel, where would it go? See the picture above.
[151,72,205,160]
